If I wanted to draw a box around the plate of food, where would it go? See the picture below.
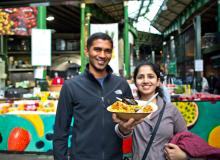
[107,99,158,121]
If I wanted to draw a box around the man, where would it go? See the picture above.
[160,72,171,102]
[53,32,134,160]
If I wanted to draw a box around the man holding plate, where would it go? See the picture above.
[53,32,142,160]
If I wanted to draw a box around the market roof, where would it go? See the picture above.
[151,0,193,33]
[128,0,164,34]
[0,0,165,34]
[1,0,214,35]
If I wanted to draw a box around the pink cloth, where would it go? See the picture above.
[170,131,220,159]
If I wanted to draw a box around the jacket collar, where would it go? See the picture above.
[84,63,113,81]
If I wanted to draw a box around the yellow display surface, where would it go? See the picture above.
[173,102,198,127]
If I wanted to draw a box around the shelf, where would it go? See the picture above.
[9,68,34,72]
[202,44,220,55]
[8,51,31,55]
[52,33,80,40]
[52,50,80,55]
[7,50,80,56]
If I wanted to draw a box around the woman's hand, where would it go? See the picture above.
[112,113,144,134]
[164,143,188,160]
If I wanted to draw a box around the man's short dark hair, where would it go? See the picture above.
[87,32,113,49]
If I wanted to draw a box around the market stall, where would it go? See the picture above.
[0,98,220,154]
[174,100,220,147]
[0,99,58,152]
[0,113,55,152]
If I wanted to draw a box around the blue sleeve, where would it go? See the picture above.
[53,82,73,160]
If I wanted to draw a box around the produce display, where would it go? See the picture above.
[0,98,219,153]
[0,100,57,115]
[0,103,10,114]
[0,11,14,35]
[173,101,198,127]
[178,93,220,101]
[174,85,185,94]
[0,7,37,35]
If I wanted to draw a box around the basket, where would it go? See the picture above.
[49,85,62,92]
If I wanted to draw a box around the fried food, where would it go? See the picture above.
[109,101,153,113]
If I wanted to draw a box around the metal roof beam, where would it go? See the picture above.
[164,0,210,37]
[139,0,153,17]
[101,2,122,8]
[128,23,138,38]
[59,6,80,21]
[85,4,116,22]
[155,22,167,27]
[160,15,173,22]
[166,7,179,15]
[0,0,80,8]
[135,0,145,22]
[48,7,78,25]
[174,0,187,6]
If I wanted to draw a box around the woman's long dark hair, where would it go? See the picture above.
[133,62,164,99]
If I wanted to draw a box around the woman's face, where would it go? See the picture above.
[135,65,160,99]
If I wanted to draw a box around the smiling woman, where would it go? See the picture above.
[112,62,188,160]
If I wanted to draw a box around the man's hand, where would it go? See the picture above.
[164,143,188,160]
[112,113,144,135]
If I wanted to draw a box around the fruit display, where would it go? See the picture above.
[174,85,185,94]
[178,93,220,101]
[0,103,11,114]
[0,100,57,114]
[0,7,37,35]
[8,127,31,151]
[35,91,60,100]
[37,100,57,113]
[0,10,14,35]
[173,101,198,127]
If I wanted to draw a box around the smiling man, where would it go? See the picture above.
[86,34,113,78]
[53,32,133,160]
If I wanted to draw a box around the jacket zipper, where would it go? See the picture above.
[101,96,105,160]
[100,78,105,160]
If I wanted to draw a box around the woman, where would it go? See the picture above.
[113,62,188,160]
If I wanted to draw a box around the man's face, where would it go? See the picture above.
[86,39,113,73]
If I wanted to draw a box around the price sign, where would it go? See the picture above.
[32,29,51,66]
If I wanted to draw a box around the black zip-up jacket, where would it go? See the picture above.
[53,65,133,160]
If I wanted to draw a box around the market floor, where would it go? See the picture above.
[0,153,54,160]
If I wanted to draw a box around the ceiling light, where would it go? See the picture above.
[46,15,54,21]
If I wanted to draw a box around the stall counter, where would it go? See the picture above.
[0,100,220,154]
